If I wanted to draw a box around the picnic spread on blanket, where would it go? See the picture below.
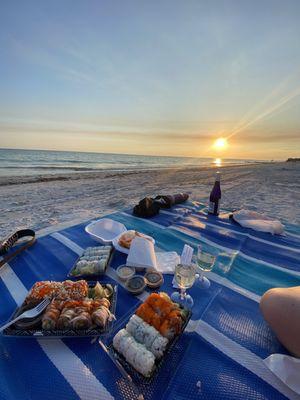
[1,194,300,399]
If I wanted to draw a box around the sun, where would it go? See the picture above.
[213,137,228,151]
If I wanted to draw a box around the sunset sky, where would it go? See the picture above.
[0,0,299,160]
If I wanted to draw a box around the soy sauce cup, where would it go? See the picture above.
[125,275,146,295]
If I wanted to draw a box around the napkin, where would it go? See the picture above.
[156,252,180,274]
[264,354,300,394]
[126,237,157,270]
[232,210,284,235]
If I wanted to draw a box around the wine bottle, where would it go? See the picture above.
[208,172,221,216]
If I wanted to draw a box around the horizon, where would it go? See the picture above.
[0,146,273,161]
[1,1,300,159]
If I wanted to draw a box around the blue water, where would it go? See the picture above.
[0,148,259,177]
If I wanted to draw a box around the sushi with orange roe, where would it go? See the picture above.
[159,310,183,339]
[135,302,154,322]
[146,293,175,318]
[135,292,186,340]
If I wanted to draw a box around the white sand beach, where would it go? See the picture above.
[0,161,299,237]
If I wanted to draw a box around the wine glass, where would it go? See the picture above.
[214,250,238,275]
[195,245,216,289]
[171,263,196,309]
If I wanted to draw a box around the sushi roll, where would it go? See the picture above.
[42,302,60,330]
[146,293,175,318]
[150,335,168,358]
[83,250,99,257]
[57,309,76,329]
[113,330,155,377]
[80,256,99,262]
[92,306,113,328]
[93,298,110,309]
[113,329,129,349]
[76,260,88,268]
[133,343,155,377]
[71,312,92,330]
[159,310,182,339]
[126,315,168,358]
[136,302,161,329]
[126,314,143,335]
[142,324,161,349]
[94,249,110,255]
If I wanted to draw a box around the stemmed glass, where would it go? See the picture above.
[195,245,216,289]
[171,263,196,309]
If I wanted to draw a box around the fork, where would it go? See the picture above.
[0,298,51,332]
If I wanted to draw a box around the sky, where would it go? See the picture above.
[0,0,299,160]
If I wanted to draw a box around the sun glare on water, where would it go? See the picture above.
[213,137,228,151]
[214,158,222,167]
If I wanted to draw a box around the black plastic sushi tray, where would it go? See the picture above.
[67,246,114,280]
[3,282,117,338]
[106,304,192,383]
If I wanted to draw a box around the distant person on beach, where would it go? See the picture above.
[260,286,300,357]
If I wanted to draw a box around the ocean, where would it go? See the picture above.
[0,148,259,177]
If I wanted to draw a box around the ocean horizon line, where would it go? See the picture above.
[0,147,272,162]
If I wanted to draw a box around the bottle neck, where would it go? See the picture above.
[215,171,221,183]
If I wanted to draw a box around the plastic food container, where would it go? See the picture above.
[144,270,164,289]
[116,265,135,281]
[3,282,118,338]
[85,219,127,244]
[125,275,146,295]
[112,231,155,255]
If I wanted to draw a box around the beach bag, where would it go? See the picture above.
[133,197,161,218]
[154,193,189,208]
[0,229,36,268]
[133,193,189,218]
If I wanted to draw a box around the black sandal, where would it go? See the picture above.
[0,229,36,268]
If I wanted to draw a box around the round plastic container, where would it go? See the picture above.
[125,275,146,295]
[144,270,164,289]
[116,265,135,281]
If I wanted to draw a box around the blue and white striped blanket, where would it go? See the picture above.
[1,201,300,400]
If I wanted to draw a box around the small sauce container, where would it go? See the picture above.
[125,275,146,295]
[116,265,135,281]
[144,270,164,289]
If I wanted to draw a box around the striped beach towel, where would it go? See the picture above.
[1,201,300,400]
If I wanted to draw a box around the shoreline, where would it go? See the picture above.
[0,160,272,187]
[0,162,299,237]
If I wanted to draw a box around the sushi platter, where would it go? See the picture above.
[108,292,191,382]
[68,245,113,278]
[3,280,117,338]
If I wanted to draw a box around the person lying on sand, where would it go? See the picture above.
[260,286,300,357]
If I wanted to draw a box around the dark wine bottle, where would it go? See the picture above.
[208,172,221,215]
